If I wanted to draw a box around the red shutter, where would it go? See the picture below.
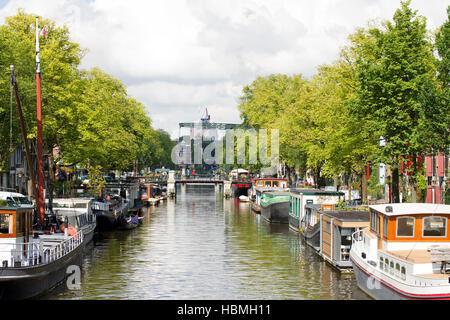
[427,186,433,204]
[437,153,445,177]
[435,186,441,204]
[425,156,433,177]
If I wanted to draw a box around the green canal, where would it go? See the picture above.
[43,185,369,300]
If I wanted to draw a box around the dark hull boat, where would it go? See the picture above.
[91,197,129,231]
[260,192,291,223]
[0,207,84,300]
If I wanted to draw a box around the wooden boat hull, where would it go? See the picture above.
[0,243,83,300]
[261,201,290,224]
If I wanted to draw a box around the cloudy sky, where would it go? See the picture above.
[0,0,447,139]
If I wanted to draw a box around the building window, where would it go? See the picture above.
[422,216,447,238]
[396,217,415,237]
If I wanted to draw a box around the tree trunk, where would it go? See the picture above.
[348,173,352,203]
[392,163,400,203]
[48,156,56,211]
[362,164,368,204]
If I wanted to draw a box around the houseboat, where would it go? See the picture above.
[350,203,450,300]
[91,195,130,231]
[260,191,291,223]
[141,183,161,206]
[250,178,288,201]
[302,204,336,251]
[319,210,369,272]
[49,198,96,245]
[0,206,83,300]
[289,189,344,232]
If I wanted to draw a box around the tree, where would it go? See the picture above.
[350,0,440,203]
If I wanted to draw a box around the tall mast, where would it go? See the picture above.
[10,66,38,203]
[35,16,45,227]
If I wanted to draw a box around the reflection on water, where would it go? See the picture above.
[45,185,368,300]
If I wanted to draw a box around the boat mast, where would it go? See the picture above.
[10,66,38,202]
[35,16,45,227]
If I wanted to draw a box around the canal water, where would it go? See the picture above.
[44,185,370,300]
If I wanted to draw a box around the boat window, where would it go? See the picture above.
[74,203,87,209]
[273,181,279,187]
[385,259,389,272]
[390,261,394,275]
[422,216,447,238]
[0,214,13,234]
[264,181,271,187]
[257,181,263,187]
[401,266,406,280]
[290,199,293,213]
[370,210,377,232]
[395,263,400,277]
[383,216,389,238]
[396,217,415,237]
[379,257,384,270]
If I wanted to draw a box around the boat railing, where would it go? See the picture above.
[42,231,83,265]
[0,231,83,268]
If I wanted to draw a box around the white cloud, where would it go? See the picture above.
[0,0,448,138]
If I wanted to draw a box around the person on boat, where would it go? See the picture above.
[59,222,77,236]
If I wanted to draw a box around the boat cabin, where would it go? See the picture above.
[367,204,450,253]
[0,207,35,267]
[253,178,288,188]
[320,210,369,271]
[289,189,344,232]
[141,184,162,200]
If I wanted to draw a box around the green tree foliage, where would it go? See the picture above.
[0,10,173,189]
[349,0,442,202]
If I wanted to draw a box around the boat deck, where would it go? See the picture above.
[381,249,431,264]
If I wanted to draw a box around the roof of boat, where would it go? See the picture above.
[0,206,31,212]
[322,210,370,222]
[370,203,450,216]
[290,188,345,196]
[264,191,291,197]
[50,198,93,203]
[255,187,288,193]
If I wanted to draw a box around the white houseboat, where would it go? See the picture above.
[350,203,450,300]
[289,189,344,232]
[0,206,83,300]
